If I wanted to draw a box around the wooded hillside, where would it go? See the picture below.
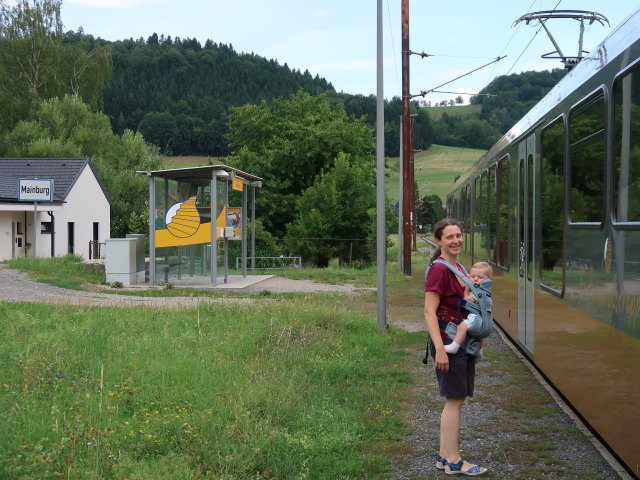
[427,68,567,150]
[101,34,333,156]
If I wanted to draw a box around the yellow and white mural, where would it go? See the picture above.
[155,196,228,248]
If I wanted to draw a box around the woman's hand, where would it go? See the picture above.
[434,348,449,373]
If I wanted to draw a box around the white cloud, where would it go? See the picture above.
[314,9,330,17]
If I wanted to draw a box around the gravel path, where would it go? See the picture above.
[0,266,364,307]
[0,267,250,308]
[391,331,628,480]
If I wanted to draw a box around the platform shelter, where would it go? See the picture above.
[138,165,262,286]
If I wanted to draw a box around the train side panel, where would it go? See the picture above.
[446,8,640,476]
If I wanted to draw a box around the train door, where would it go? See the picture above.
[517,135,536,353]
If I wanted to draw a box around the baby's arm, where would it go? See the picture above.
[464,288,477,303]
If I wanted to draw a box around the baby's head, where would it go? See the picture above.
[468,262,493,283]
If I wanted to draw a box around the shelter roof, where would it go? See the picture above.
[137,165,262,184]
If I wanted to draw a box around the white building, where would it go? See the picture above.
[0,158,110,260]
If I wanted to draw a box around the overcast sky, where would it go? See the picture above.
[60,1,637,104]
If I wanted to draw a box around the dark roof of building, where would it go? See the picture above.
[0,158,110,204]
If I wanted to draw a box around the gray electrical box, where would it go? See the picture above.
[105,238,141,286]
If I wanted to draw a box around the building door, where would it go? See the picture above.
[92,222,99,259]
[68,222,75,255]
[13,221,25,258]
[517,135,536,353]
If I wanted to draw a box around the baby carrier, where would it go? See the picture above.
[423,259,494,361]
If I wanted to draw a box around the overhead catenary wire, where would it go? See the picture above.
[412,55,507,98]
[504,0,563,75]
[485,0,539,83]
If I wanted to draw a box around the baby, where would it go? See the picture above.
[444,261,493,355]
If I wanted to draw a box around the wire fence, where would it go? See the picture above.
[235,256,302,270]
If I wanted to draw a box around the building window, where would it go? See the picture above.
[41,222,53,234]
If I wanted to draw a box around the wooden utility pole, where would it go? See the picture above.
[401,0,412,275]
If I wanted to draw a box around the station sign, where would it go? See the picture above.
[18,178,54,201]
[232,177,244,191]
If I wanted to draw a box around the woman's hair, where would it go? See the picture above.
[430,218,462,263]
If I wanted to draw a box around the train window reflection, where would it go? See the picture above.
[541,118,565,293]
[497,156,509,269]
[463,184,470,254]
[613,68,640,224]
[527,154,534,280]
[519,160,525,277]
[488,164,496,263]
[475,176,482,226]
[569,95,605,224]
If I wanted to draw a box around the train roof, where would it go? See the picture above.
[452,6,640,190]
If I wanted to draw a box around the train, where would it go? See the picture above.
[445,7,640,478]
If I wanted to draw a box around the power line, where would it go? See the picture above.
[386,0,401,97]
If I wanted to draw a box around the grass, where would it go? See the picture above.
[0,297,422,479]
[8,254,105,290]
[423,104,481,121]
[386,144,486,203]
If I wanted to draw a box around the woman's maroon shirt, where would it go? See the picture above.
[425,258,467,341]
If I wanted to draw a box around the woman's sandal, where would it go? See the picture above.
[443,459,487,476]
[435,455,447,470]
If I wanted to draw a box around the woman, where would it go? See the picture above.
[424,218,487,476]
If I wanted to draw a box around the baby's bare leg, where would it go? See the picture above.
[444,322,468,354]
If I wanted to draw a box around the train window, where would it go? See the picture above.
[497,155,510,269]
[540,117,565,294]
[463,184,470,254]
[474,176,482,226]
[488,164,497,263]
[613,68,640,224]
[569,94,605,224]
[527,154,534,280]
[519,160,525,277]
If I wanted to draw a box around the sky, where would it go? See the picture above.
[59,0,637,104]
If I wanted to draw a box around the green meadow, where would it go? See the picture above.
[0,298,423,479]
[385,144,486,203]
[424,104,481,122]
[0,256,429,479]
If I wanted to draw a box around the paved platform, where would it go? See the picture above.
[155,274,274,290]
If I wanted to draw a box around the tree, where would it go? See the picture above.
[1,95,163,238]
[286,153,376,267]
[0,0,111,130]
[0,0,63,127]
[416,194,444,232]
[227,91,375,238]
[137,111,177,154]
